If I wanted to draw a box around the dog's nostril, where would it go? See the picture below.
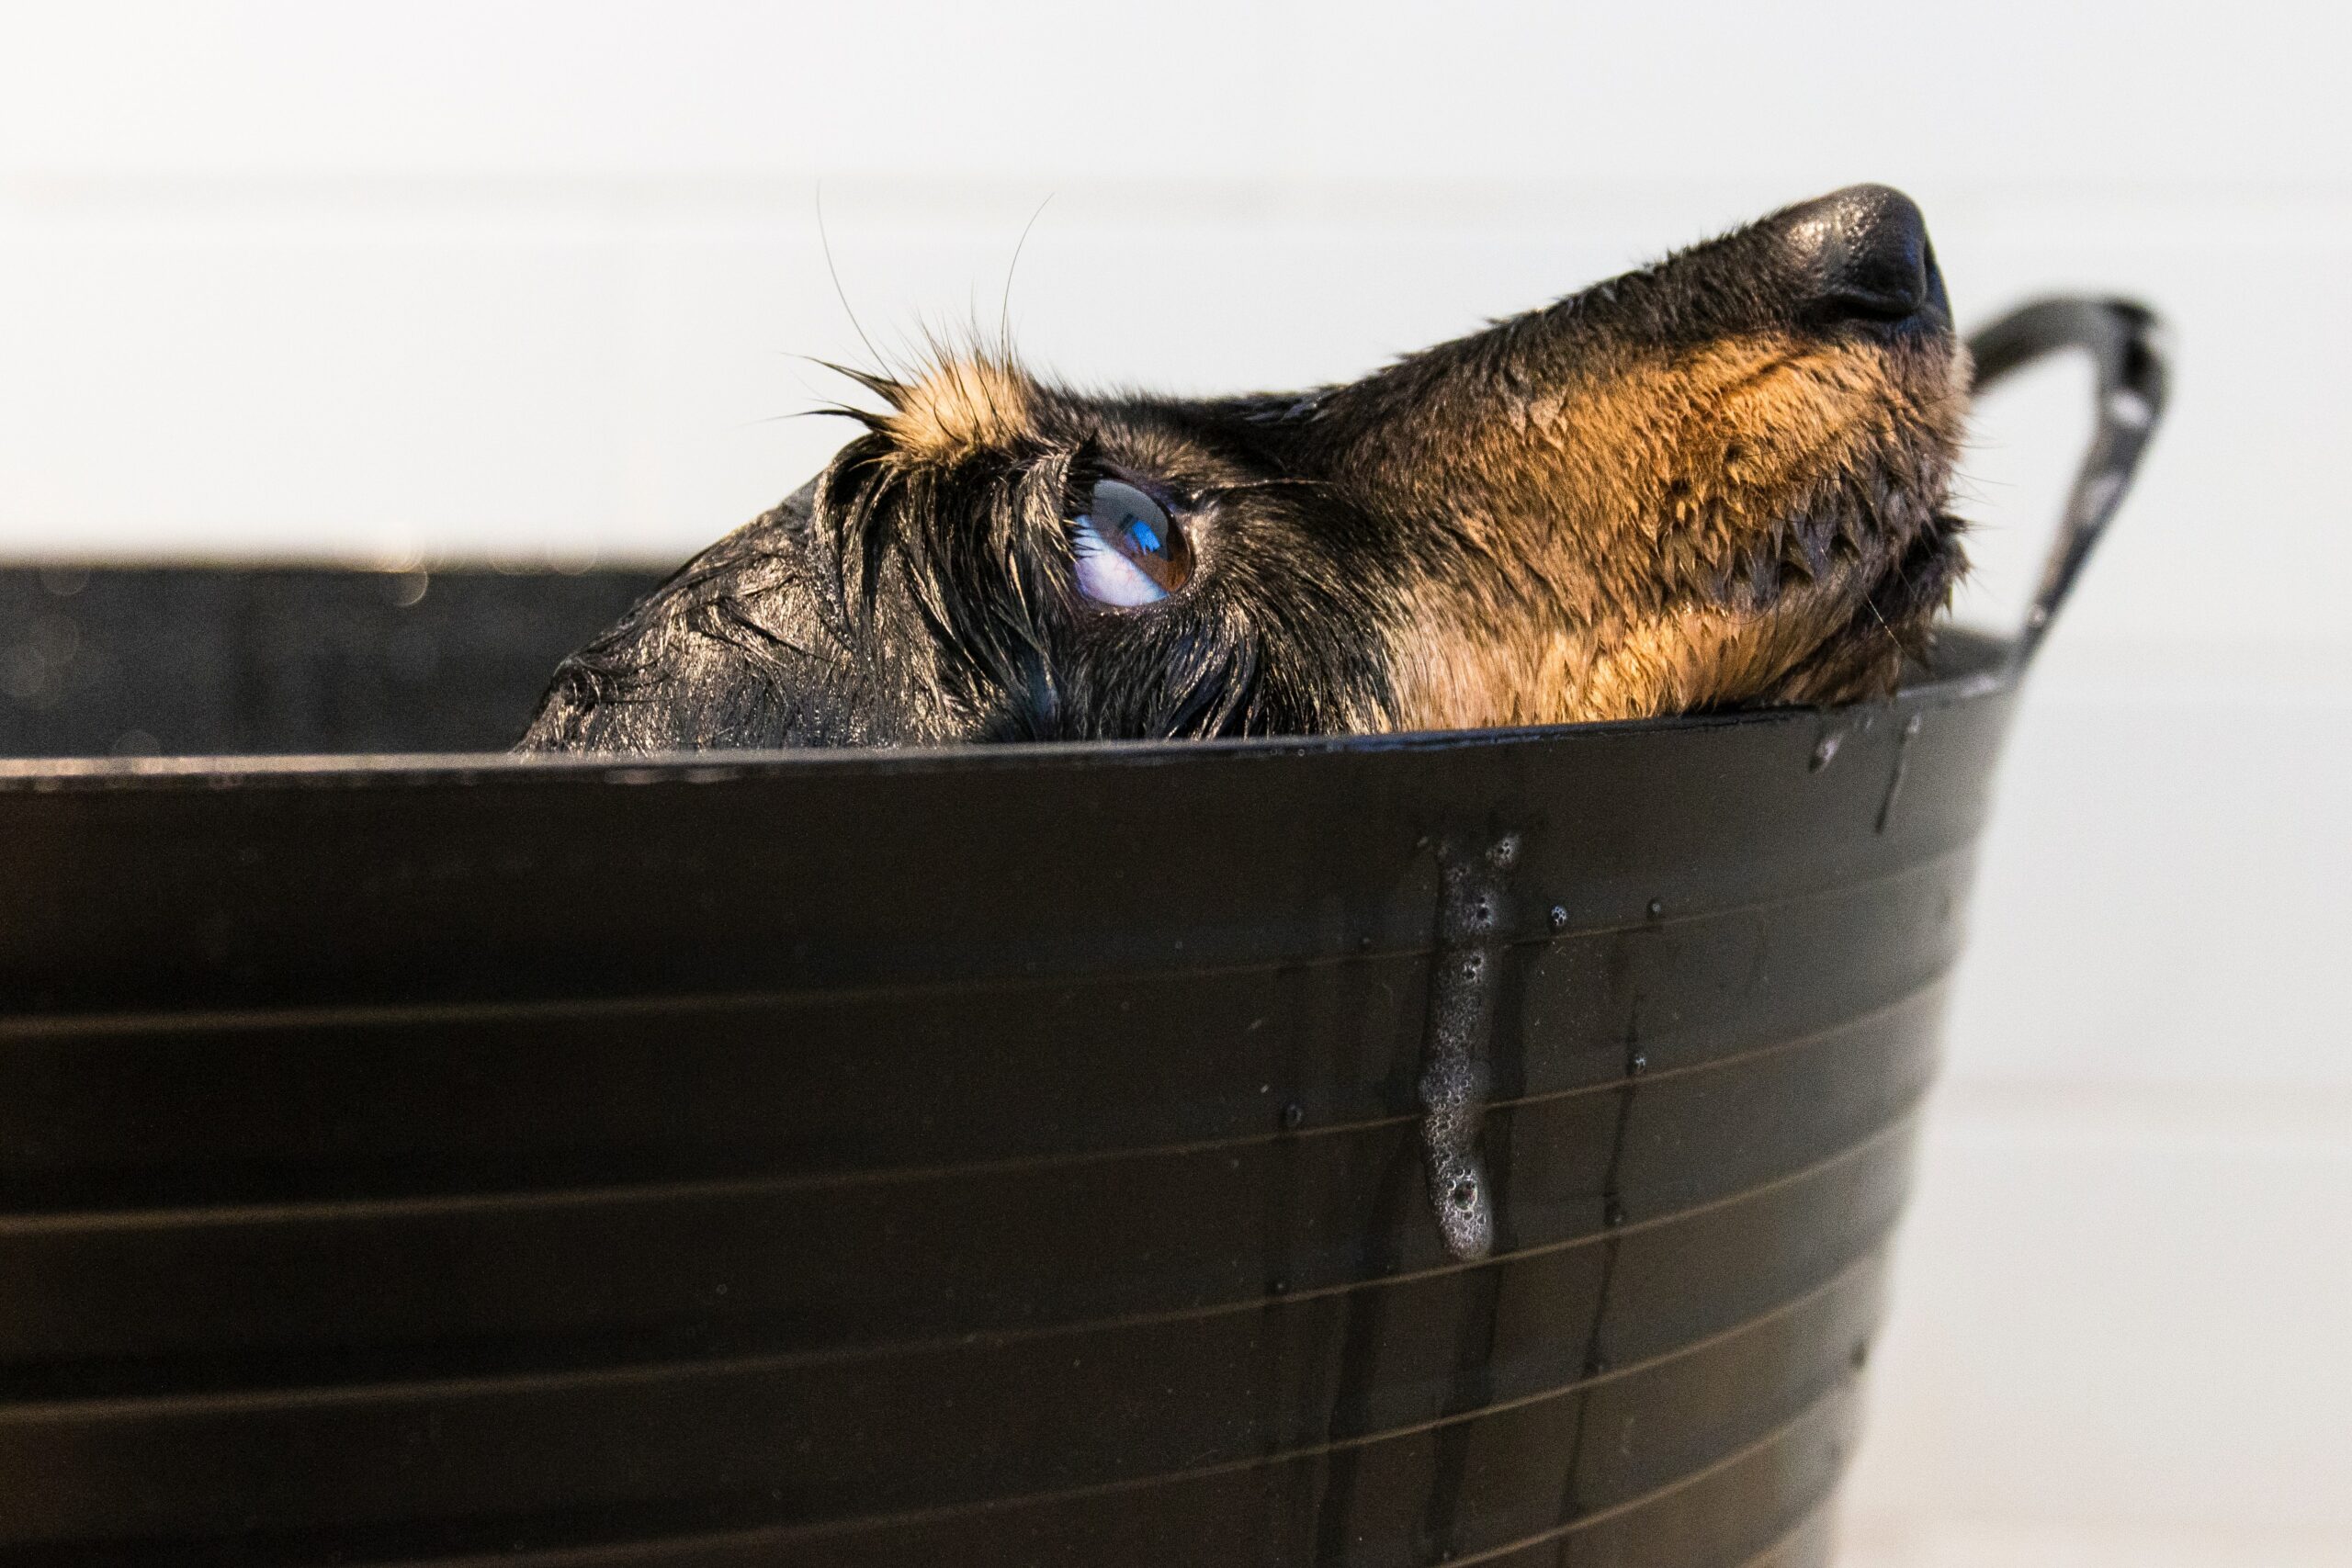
[1779,184,1946,325]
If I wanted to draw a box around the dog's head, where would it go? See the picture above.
[523,184,1968,751]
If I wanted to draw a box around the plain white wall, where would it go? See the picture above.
[4,6,2347,1562]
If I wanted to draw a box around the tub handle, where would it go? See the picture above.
[1964,297,2169,665]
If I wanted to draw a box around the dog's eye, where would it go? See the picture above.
[1072,479,1191,606]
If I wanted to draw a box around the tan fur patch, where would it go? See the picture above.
[881,358,1034,466]
[1386,576,1900,730]
[1374,329,1966,729]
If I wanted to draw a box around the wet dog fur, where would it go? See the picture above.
[520,185,1969,752]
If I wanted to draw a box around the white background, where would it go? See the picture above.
[4,5,2347,1562]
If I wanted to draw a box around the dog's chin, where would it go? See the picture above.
[1764,512,1965,708]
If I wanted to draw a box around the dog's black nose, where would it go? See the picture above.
[1778,184,1949,326]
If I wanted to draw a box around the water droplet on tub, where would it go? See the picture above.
[1645,899,1664,922]
[1416,834,1518,1262]
[1280,1101,1306,1132]
[1548,904,1569,931]
[1877,713,1923,834]
[1628,1051,1649,1077]
[1810,733,1840,771]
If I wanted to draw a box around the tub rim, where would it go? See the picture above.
[0,629,2016,790]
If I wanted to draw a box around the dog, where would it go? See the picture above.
[520,184,1967,752]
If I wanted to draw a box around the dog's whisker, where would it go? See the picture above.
[999,195,1053,363]
[815,182,888,380]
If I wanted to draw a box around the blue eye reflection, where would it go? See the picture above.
[1072,479,1192,606]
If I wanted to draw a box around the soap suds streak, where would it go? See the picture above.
[1417,833,1519,1262]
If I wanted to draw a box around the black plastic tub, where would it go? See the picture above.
[0,301,2163,1567]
